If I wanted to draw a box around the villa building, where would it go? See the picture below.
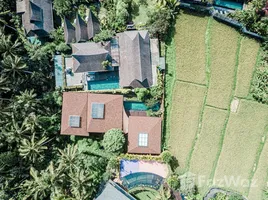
[16,0,54,37]
[60,92,162,155]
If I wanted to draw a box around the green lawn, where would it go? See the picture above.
[130,187,159,200]
[165,12,266,198]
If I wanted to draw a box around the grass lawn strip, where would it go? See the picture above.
[169,81,206,172]
[174,11,208,85]
[235,37,260,98]
[163,27,177,149]
[206,20,240,109]
[247,125,268,200]
[189,106,227,195]
[213,100,268,195]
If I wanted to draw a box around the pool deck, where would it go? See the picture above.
[120,160,169,179]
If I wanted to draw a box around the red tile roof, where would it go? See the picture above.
[127,116,162,154]
[61,92,123,136]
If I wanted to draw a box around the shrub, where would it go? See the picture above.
[161,150,173,163]
[167,174,180,190]
[102,129,125,154]
[134,88,149,101]
[93,29,115,43]
[107,156,119,170]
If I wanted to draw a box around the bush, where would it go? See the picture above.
[134,88,149,101]
[167,174,180,190]
[147,8,172,40]
[161,150,173,163]
[102,129,125,154]
[93,29,115,43]
[107,156,119,170]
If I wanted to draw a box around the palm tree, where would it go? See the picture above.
[0,75,10,92]
[58,144,79,174]
[18,133,49,164]
[1,55,28,79]
[69,168,95,200]
[0,29,21,57]
[156,0,180,19]
[0,10,9,24]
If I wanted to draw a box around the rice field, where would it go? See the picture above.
[248,132,268,200]
[165,12,267,198]
[206,20,240,110]
[169,81,206,171]
[213,100,268,195]
[174,12,208,85]
[235,37,260,98]
[189,106,227,194]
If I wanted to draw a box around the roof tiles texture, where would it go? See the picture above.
[118,30,152,88]
[61,92,123,136]
[16,0,54,36]
[71,42,110,73]
[127,116,162,154]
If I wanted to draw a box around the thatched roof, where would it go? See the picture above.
[64,17,76,44]
[118,30,152,88]
[75,14,88,42]
[87,9,100,39]
[16,0,54,36]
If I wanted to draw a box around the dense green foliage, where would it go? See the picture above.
[53,0,94,16]
[102,128,126,154]
[167,175,179,190]
[229,0,268,37]
[161,150,173,164]
[146,0,179,40]
[93,29,115,42]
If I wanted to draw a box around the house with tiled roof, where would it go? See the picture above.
[60,92,162,155]
[16,0,54,37]
[127,116,162,154]
[60,92,123,136]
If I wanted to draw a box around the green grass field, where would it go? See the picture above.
[189,106,227,194]
[169,81,206,171]
[174,12,208,85]
[206,20,240,110]
[214,100,268,195]
[130,187,159,200]
[165,12,267,198]
[235,37,260,98]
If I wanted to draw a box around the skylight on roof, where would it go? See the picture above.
[69,115,80,128]
[138,133,148,147]
[91,103,105,119]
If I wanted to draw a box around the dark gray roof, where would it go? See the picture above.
[118,30,152,88]
[75,14,88,42]
[16,0,54,36]
[87,9,100,39]
[72,42,110,73]
[64,17,76,44]
[96,180,136,200]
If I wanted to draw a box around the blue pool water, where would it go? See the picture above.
[87,80,119,90]
[54,55,63,88]
[124,101,148,111]
[215,0,243,10]
[124,102,160,111]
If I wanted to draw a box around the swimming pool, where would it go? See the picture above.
[54,55,63,88]
[124,101,160,111]
[87,79,119,90]
[214,0,243,10]
[124,101,148,111]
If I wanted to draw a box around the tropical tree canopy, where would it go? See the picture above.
[102,128,126,154]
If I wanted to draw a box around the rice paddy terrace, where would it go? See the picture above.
[165,10,268,199]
